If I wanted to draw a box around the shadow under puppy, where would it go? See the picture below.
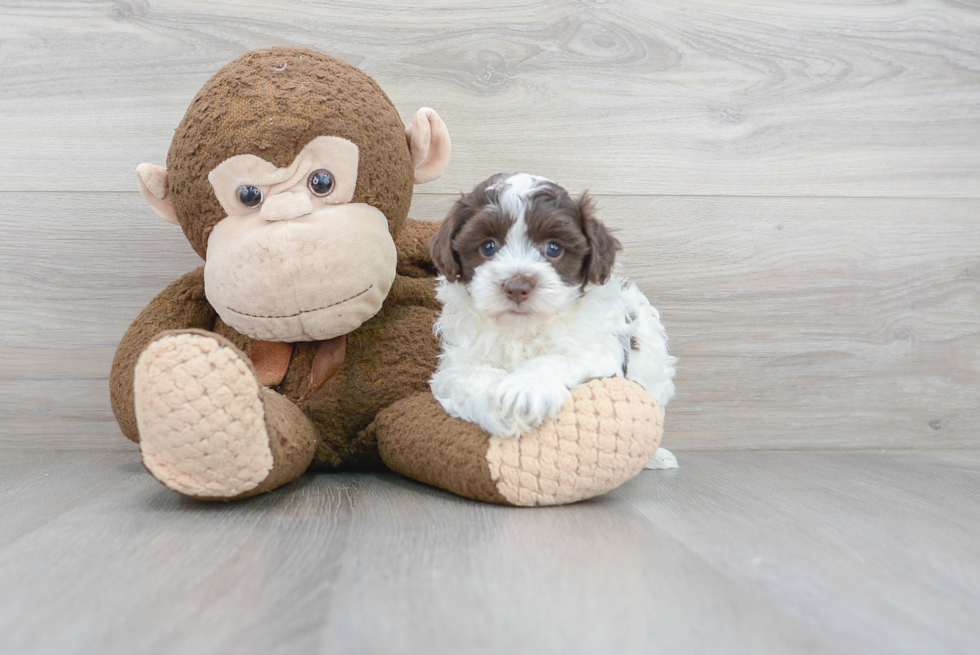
[429,173,678,468]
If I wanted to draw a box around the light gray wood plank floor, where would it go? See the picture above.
[1,448,978,655]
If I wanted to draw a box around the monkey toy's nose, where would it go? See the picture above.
[503,276,535,304]
[260,191,313,222]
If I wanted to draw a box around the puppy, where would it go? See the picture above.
[428,173,678,468]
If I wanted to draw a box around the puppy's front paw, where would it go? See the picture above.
[472,407,520,439]
[493,374,571,437]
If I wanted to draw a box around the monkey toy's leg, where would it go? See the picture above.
[109,269,314,499]
[371,377,664,507]
[111,269,215,441]
[133,330,315,500]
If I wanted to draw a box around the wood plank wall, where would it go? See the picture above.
[1,0,978,450]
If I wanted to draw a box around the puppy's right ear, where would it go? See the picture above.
[429,199,465,281]
[579,192,622,285]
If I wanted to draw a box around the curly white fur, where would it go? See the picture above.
[429,174,678,468]
[431,274,676,437]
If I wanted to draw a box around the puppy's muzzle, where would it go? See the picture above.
[503,275,535,305]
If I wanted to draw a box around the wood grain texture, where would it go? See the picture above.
[1,448,978,654]
[3,192,976,450]
[1,0,979,196]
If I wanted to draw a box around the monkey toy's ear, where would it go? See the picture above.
[136,163,179,225]
[405,108,451,185]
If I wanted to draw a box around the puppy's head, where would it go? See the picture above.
[430,173,621,324]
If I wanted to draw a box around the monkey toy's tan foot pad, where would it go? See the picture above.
[374,378,663,507]
[134,329,315,500]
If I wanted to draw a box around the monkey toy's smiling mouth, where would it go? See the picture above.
[203,204,397,343]
[225,285,373,320]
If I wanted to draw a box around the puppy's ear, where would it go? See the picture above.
[579,192,622,285]
[429,198,465,281]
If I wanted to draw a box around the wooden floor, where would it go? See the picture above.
[2,1,979,653]
[1,447,978,655]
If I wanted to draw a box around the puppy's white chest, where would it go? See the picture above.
[486,330,572,370]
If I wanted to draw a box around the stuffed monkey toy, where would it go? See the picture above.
[110,47,663,506]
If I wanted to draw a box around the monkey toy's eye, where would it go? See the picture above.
[480,239,498,257]
[308,169,335,197]
[237,185,263,208]
[545,241,563,258]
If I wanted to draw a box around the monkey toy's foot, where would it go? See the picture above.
[373,377,663,507]
[133,330,315,500]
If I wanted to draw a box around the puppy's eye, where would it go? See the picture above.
[237,185,263,208]
[480,239,498,257]
[545,241,563,258]
[308,169,335,197]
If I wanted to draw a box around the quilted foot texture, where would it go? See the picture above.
[133,330,315,500]
[374,377,663,507]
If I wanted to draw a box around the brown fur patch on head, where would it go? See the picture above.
[452,208,513,283]
[167,47,414,259]
[577,193,621,285]
[429,173,509,282]
[525,183,591,286]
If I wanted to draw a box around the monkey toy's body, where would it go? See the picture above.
[109,47,664,506]
[110,220,443,499]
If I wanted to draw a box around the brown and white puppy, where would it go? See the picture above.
[429,173,677,466]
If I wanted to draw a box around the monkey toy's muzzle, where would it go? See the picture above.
[203,203,397,342]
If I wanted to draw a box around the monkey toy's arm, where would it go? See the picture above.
[371,377,664,507]
[109,267,217,442]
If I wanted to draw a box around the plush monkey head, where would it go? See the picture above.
[136,48,450,342]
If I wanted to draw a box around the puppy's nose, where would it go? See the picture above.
[503,276,535,304]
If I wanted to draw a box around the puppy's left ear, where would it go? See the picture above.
[429,197,468,281]
[579,193,621,285]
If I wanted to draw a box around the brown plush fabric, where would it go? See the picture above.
[394,218,441,278]
[109,268,216,442]
[251,340,293,388]
[372,393,511,505]
[239,388,318,498]
[166,47,414,258]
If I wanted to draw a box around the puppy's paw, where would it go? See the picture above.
[493,373,572,437]
[472,406,521,439]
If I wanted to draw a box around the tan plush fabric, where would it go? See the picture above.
[405,108,452,184]
[135,331,274,498]
[135,163,179,225]
[486,378,662,506]
[207,136,361,215]
[204,202,398,342]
